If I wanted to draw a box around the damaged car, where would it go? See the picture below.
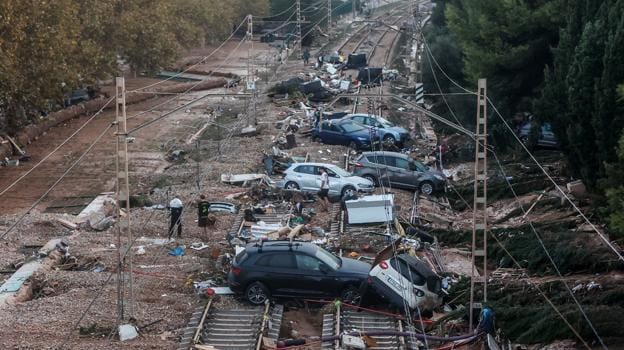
[312,118,381,150]
[278,162,374,197]
[369,253,443,316]
[345,114,409,147]
[228,241,371,305]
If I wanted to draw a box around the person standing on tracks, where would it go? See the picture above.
[318,168,330,212]
[168,195,183,240]
[302,48,310,66]
[197,194,211,238]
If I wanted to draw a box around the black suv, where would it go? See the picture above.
[228,241,371,305]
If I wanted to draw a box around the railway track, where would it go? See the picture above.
[321,307,421,349]
[337,5,408,56]
[178,299,284,350]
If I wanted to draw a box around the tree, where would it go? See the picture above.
[0,0,269,133]
[445,0,564,117]
[536,0,624,188]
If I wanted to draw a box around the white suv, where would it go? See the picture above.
[279,162,374,197]
[369,253,443,315]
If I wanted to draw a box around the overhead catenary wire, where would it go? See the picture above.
[1,30,251,241]
[128,16,248,93]
[418,21,606,347]
[0,97,114,200]
[488,99,624,262]
[489,150,608,350]
[0,121,114,240]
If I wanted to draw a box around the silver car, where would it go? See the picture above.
[279,162,374,197]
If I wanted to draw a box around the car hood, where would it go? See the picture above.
[339,257,372,276]
[386,126,408,134]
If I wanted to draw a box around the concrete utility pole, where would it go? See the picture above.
[469,78,488,331]
[115,77,133,322]
[246,15,257,124]
[352,0,356,20]
[296,0,302,54]
[328,0,332,29]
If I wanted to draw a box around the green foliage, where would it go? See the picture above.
[445,0,564,117]
[536,0,624,188]
[0,0,268,133]
[603,134,624,240]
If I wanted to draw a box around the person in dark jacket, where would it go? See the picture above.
[168,196,183,239]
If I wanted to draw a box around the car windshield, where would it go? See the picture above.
[413,161,428,172]
[315,247,341,269]
[341,121,365,133]
[377,116,394,127]
[328,165,352,177]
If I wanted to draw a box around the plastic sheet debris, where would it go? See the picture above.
[119,324,138,341]
[190,242,209,251]
[168,246,185,257]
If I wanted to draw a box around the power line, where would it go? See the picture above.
[0,97,114,200]
[128,17,248,93]
[0,123,114,240]
[488,99,624,262]
[418,21,607,346]
[489,151,608,349]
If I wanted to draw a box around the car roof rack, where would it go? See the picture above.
[255,240,304,253]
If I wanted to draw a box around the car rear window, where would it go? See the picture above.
[235,251,248,264]
[390,258,425,286]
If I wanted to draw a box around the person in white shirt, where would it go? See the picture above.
[318,168,330,212]
[168,196,183,239]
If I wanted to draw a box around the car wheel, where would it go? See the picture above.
[382,135,396,147]
[285,181,299,190]
[342,186,357,197]
[363,174,378,186]
[341,285,362,305]
[245,282,270,305]
[312,135,321,143]
[419,181,434,195]
[348,141,359,151]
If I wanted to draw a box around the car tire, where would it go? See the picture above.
[312,135,321,143]
[341,285,362,305]
[362,174,378,186]
[285,181,300,190]
[419,181,434,195]
[348,141,359,151]
[245,282,270,305]
[383,135,396,147]
[342,186,356,197]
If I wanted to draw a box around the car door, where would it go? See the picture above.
[301,165,320,192]
[382,155,403,187]
[253,253,299,296]
[393,157,416,189]
[325,168,343,196]
[366,153,389,186]
[320,123,343,145]
[291,165,313,191]
[292,253,337,297]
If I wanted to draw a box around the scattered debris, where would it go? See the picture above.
[118,324,138,342]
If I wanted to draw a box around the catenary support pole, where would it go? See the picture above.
[469,78,488,331]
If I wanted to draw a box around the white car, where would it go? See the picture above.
[369,253,443,314]
[279,162,374,197]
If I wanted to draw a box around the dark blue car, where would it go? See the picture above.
[312,119,380,150]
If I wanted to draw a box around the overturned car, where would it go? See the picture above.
[368,253,443,316]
